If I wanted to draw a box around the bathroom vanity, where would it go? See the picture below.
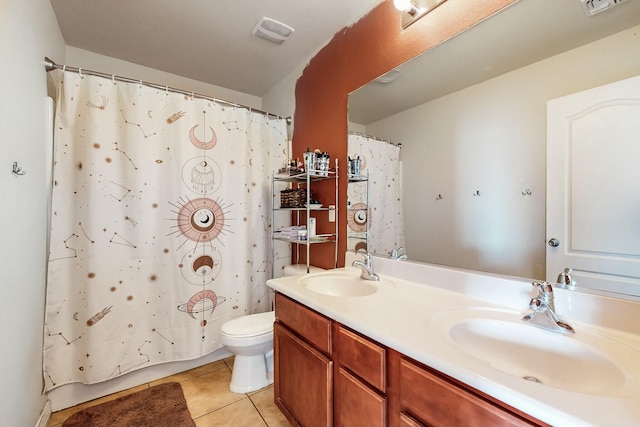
[267,254,640,427]
[274,292,540,427]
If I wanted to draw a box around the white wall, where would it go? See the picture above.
[65,47,263,110]
[366,25,640,280]
[0,0,65,425]
[262,61,304,141]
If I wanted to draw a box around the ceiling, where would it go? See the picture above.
[50,0,383,97]
[349,0,640,124]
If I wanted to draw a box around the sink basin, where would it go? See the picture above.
[298,270,381,297]
[437,308,639,396]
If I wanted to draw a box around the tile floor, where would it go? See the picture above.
[47,357,292,427]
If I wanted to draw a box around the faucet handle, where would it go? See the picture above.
[390,246,406,260]
[532,281,553,296]
[362,252,373,265]
[354,250,372,264]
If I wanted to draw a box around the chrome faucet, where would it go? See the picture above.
[522,281,574,334]
[557,267,576,289]
[389,246,407,260]
[352,252,380,281]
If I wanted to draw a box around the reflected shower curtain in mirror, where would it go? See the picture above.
[43,70,287,390]
[347,133,405,256]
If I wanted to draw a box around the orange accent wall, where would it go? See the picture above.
[292,0,517,268]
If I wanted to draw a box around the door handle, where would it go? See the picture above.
[548,238,560,247]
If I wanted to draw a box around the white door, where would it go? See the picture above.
[547,75,640,296]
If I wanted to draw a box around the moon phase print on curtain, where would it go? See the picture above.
[43,70,287,390]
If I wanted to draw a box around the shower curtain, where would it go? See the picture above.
[43,70,287,390]
[347,133,405,256]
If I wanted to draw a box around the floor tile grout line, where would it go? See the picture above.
[248,393,271,427]
[192,393,252,422]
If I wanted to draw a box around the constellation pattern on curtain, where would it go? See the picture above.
[43,71,287,390]
[347,134,405,256]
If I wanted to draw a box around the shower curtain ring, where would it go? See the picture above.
[165,86,168,95]
[112,75,116,85]
[62,65,66,72]
[78,68,83,78]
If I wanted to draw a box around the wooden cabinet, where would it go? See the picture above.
[333,324,387,427]
[334,367,386,427]
[274,323,332,427]
[274,293,546,427]
[274,293,333,427]
[389,350,544,427]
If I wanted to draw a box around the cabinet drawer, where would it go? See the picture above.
[335,324,385,391]
[400,358,537,427]
[275,292,332,354]
[335,367,386,427]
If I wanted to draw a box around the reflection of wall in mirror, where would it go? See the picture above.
[358,24,640,279]
[293,0,517,269]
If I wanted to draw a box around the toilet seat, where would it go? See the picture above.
[221,311,275,337]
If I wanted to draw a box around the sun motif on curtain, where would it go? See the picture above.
[171,114,229,341]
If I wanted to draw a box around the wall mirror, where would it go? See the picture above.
[347,0,640,294]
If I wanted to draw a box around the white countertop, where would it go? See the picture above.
[266,255,640,427]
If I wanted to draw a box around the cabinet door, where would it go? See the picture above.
[399,358,539,427]
[274,322,333,427]
[335,367,386,427]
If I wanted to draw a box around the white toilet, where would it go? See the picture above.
[221,264,325,393]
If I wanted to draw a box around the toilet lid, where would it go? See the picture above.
[221,311,275,337]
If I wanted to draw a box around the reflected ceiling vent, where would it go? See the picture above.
[374,69,402,84]
[252,17,295,44]
[580,0,627,16]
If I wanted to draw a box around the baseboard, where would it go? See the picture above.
[35,400,51,427]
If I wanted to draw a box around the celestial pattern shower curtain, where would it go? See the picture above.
[347,133,405,256]
[43,70,287,390]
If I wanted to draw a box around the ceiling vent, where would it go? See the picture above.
[580,0,627,16]
[252,17,295,44]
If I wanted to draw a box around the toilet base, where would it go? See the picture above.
[229,350,274,394]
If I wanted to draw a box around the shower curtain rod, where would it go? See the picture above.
[44,57,292,125]
[348,130,401,147]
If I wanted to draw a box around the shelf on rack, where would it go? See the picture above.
[274,207,332,212]
[271,163,339,273]
[273,233,336,245]
[274,170,337,183]
[347,174,368,182]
